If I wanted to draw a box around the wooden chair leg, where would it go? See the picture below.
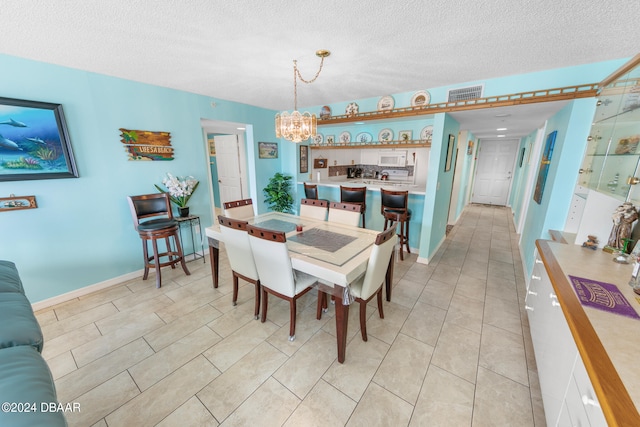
[405,220,411,254]
[166,237,176,268]
[316,291,326,320]
[141,240,150,280]
[260,289,268,323]
[377,289,384,319]
[359,300,368,342]
[289,299,297,341]
[152,238,161,288]
[254,282,261,320]
[232,273,239,306]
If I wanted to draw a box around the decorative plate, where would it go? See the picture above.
[312,133,324,145]
[420,125,434,142]
[411,90,431,107]
[378,128,394,143]
[339,131,351,144]
[377,95,395,111]
[355,132,373,144]
[325,135,335,145]
[320,105,331,119]
[345,102,359,117]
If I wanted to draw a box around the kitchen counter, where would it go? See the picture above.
[298,176,426,195]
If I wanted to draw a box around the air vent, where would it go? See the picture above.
[447,85,484,102]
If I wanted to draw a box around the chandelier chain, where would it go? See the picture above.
[292,57,326,111]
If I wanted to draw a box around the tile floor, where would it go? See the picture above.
[35,204,545,426]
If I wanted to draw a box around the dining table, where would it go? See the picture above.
[205,211,394,363]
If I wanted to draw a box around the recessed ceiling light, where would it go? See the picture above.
[497,135,506,138]
[496,127,507,131]
[237,127,245,130]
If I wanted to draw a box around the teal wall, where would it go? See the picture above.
[518,99,596,277]
[417,113,460,261]
[0,50,629,303]
[0,54,275,302]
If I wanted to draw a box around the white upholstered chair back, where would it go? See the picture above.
[327,202,362,227]
[358,225,397,301]
[223,198,255,220]
[299,198,328,221]
[246,225,297,298]
[218,216,258,282]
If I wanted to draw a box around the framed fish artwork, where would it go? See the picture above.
[0,97,78,181]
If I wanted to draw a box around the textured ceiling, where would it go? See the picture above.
[1,1,638,139]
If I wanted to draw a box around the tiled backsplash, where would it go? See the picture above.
[328,164,414,178]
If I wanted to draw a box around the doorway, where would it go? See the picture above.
[200,119,251,218]
[471,139,519,206]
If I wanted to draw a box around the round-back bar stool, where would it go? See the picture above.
[380,188,412,260]
[127,193,190,288]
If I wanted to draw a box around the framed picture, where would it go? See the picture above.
[258,141,278,159]
[313,158,327,168]
[208,135,216,156]
[399,130,412,142]
[299,145,308,173]
[444,134,455,172]
[519,146,526,167]
[0,97,78,181]
[533,130,558,204]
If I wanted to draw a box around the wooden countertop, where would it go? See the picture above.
[536,239,640,426]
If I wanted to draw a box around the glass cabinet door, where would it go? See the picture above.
[579,56,640,203]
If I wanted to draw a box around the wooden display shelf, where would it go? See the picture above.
[318,83,598,125]
[309,140,431,150]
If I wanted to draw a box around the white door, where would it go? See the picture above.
[214,134,243,203]
[471,140,518,205]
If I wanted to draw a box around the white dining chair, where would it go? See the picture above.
[318,223,397,341]
[246,224,318,341]
[299,198,328,221]
[217,215,261,319]
[223,198,255,219]
[327,201,362,227]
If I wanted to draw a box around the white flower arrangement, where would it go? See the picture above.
[155,173,199,208]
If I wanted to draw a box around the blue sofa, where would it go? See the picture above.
[0,261,67,427]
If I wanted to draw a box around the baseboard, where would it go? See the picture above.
[31,269,143,312]
[31,247,210,312]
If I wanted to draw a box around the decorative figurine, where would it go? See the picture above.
[582,235,598,250]
[605,202,639,258]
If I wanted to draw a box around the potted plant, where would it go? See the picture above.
[155,173,199,217]
[263,172,294,213]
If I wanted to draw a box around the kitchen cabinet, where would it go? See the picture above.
[578,54,640,203]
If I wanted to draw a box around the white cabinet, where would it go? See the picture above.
[527,250,607,426]
[360,149,378,165]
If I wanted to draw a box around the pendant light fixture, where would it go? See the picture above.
[275,50,330,143]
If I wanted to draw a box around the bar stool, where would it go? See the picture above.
[127,193,190,288]
[380,188,411,260]
[340,186,367,228]
[304,183,319,199]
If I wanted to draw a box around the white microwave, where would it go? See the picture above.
[378,150,407,167]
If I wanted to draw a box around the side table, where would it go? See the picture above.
[175,215,205,263]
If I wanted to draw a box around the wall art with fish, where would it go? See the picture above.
[0,97,78,181]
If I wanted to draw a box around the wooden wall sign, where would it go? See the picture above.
[119,128,174,161]
[0,195,37,212]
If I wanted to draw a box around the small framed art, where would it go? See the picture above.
[299,145,308,173]
[445,134,455,172]
[258,142,278,159]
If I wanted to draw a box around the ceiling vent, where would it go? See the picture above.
[447,85,484,102]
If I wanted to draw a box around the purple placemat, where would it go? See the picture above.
[568,275,640,319]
